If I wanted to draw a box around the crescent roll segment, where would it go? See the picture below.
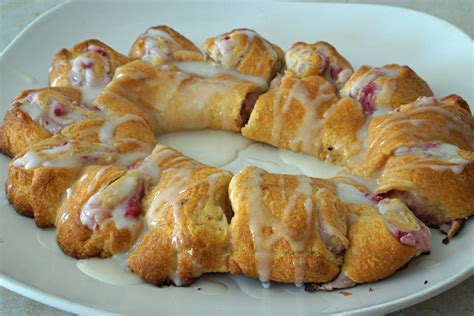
[354,95,474,176]
[59,89,157,155]
[56,150,162,258]
[375,143,474,226]
[285,41,354,90]
[203,28,284,84]
[311,178,430,291]
[0,87,100,157]
[128,145,233,286]
[129,25,204,67]
[340,64,433,115]
[49,39,129,88]
[228,166,349,285]
[103,60,262,133]
[318,97,366,165]
[241,71,339,158]
[6,136,120,227]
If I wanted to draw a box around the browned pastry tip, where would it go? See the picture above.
[203,28,284,83]
[129,25,203,67]
[340,204,418,284]
[285,41,353,89]
[56,165,142,259]
[6,135,120,228]
[49,39,129,87]
[352,94,474,177]
[1,87,94,157]
[319,97,365,165]
[340,64,433,115]
[242,71,339,157]
[375,145,474,226]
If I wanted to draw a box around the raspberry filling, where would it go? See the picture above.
[80,175,146,230]
[53,103,67,116]
[329,66,343,80]
[360,81,378,115]
[84,46,108,58]
[123,180,145,218]
[376,199,431,251]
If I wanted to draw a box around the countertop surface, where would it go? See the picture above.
[1,0,473,315]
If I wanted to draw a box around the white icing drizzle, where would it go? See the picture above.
[11,141,116,170]
[271,77,335,154]
[210,29,278,74]
[389,142,469,174]
[98,113,146,144]
[335,182,375,205]
[140,28,179,65]
[86,166,112,194]
[69,52,111,88]
[242,169,317,287]
[144,147,226,285]
[285,42,353,89]
[79,86,104,105]
[80,169,148,231]
[18,93,87,135]
[333,179,431,251]
[341,66,400,113]
[173,61,267,86]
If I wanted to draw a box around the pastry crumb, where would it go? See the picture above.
[339,291,352,296]
[368,287,374,292]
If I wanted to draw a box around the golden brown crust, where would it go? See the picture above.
[340,64,433,112]
[128,145,233,286]
[129,25,203,67]
[49,39,129,87]
[241,71,339,157]
[285,41,353,89]
[342,204,417,283]
[375,150,474,225]
[6,136,119,227]
[352,95,474,176]
[319,97,365,165]
[1,87,85,157]
[203,28,284,83]
[228,166,347,284]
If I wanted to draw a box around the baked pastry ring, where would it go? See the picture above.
[203,28,284,84]
[128,145,233,286]
[129,25,204,67]
[285,41,353,89]
[340,64,433,114]
[241,71,339,158]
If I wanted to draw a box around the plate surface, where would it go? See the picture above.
[0,1,473,315]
